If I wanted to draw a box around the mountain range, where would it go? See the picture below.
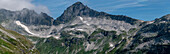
[0,2,169,54]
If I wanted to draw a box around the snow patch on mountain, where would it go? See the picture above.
[15,21,39,36]
[79,17,90,26]
[76,29,84,31]
[79,16,83,21]
[53,36,60,39]
[109,43,114,47]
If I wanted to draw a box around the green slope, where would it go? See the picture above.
[0,26,39,54]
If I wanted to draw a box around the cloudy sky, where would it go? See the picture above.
[0,0,169,21]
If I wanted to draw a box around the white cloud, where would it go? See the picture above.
[95,0,149,12]
[110,2,145,9]
[0,0,50,14]
[112,0,148,9]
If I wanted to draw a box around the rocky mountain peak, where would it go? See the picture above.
[70,2,89,11]
[62,1,92,17]
[53,2,142,25]
[63,2,107,17]
[53,2,108,25]
[72,2,84,7]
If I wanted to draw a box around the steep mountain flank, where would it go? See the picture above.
[0,25,39,54]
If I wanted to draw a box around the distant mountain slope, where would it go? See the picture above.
[0,8,54,26]
[0,8,54,36]
[0,1,169,54]
[116,14,170,54]
[0,25,39,54]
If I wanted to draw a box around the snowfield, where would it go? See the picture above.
[15,21,60,39]
[15,21,39,36]
[79,17,90,26]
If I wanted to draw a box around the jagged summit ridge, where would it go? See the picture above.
[53,2,140,25]
[0,8,54,26]
[0,2,140,26]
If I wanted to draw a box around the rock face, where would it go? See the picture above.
[17,8,54,26]
[122,14,170,54]
[0,8,54,26]
[0,2,169,54]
